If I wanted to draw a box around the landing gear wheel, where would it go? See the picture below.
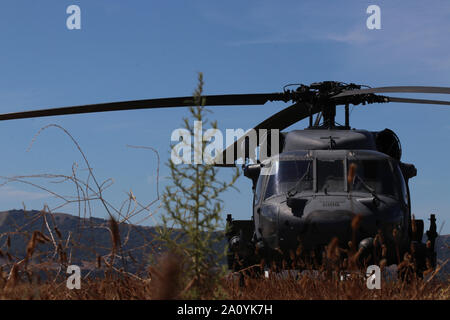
[400,214,438,281]
[226,214,260,276]
[398,241,426,281]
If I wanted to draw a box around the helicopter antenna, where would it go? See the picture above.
[283,83,303,92]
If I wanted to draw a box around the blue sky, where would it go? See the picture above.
[0,1,449,233]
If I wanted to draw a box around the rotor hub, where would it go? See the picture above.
[279,81,389,128]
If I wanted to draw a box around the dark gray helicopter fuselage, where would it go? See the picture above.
[246,128,416,265]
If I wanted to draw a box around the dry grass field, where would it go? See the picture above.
[0,247,448,300]
[0,267,448,300]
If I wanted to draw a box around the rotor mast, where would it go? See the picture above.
[322,103,337,128]
[292,81,379,129]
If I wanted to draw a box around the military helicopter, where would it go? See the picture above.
[1,81,448,275]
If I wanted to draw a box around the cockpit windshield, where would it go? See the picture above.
[317,159,345,193]
[265,160,313,199]
[262,156,406,200]
[349,159,401,199]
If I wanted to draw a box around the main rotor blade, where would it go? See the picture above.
[214,102,321,167]
[386,96,450,106]
[255,102,317,130]
[0,93,283,121]
[332,86,450,98]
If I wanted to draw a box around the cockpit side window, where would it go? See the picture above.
[393,162,409,204]
[254,175,264,204]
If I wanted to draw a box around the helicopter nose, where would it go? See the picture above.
[302,210,362,245]
[278,196,406,250]
[297,202,378,248]
[278,208,375,250]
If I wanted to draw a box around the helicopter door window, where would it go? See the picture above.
[317,160,345,193]
[264,160,313,199]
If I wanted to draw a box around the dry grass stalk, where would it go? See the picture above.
[148,252,182,299]
[109,217,121,256]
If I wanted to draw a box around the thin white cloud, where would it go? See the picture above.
[227,28,370,47]
[0,186,49,201]
[227,36,303,47]
[325,29,370,45]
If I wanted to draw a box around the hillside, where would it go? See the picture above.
[0,209,162,276]
[432,234,450,267]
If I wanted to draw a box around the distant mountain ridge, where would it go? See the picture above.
[0,209,161,275]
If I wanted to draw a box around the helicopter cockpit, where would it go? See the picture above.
[249,149,411,253]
